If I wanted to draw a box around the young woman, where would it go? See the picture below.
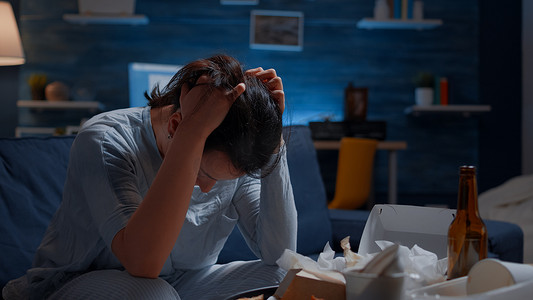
[3,55,296,299]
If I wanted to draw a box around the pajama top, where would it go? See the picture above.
[13,106,296,298]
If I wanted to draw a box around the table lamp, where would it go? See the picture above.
[0,1,25,66]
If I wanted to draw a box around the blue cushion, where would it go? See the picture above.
[285,126,332,255]
[0,136,74,288]
[217,227,257,263]
[485,219,524,263]
[329,209,370,252]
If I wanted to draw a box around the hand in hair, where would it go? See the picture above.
[246,67,285,114]
[179,74,246,137]
[246,67,285,153]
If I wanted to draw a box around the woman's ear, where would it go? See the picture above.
[167,110,182,138]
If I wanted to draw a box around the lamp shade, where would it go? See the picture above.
[0,1,25,66]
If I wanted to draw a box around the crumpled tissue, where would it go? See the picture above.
[374,240,448,290]
[276,237,448,291]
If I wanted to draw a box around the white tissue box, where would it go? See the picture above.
[358,205,455,259]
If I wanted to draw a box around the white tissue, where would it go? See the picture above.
[375,240,447,289]
[317,242,346,271]
[276,248,320,272]
[277,239,447,291]
[276,247,346,284]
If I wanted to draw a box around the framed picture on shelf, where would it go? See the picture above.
[250,10,304,51]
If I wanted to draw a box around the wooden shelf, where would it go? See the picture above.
[404,105,492,117]
[16,100,103,137]
[17,100,103,112]
[15,126,81,138]
[63,14,149,25]
[357,18,443,30]
[15,127,57,137]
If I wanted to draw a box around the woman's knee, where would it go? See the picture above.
[49,270,180,300]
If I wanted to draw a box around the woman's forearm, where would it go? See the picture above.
[257,146,297,265]
[111,121,207,278]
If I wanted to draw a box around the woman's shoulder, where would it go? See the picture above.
[73,106,154,153]
[81,107,148,131]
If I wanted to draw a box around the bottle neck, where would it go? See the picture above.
[456,173,480,217]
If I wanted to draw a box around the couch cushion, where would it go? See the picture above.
[218,126,332,262]
[0,136,74,288]
[485,219,524,263]
[285,126,332,255]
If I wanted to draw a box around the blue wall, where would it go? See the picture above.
[17,0,520,207]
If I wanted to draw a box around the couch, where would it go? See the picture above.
[0,125,524,291]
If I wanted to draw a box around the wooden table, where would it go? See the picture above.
[313,140,408,205]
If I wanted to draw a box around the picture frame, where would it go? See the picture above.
[250,10,304,51]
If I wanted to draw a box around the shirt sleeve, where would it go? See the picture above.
[69,127,144,250]
[231,143,298,265]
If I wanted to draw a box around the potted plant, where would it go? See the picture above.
[413,72,434,106]
[27,74,47,100]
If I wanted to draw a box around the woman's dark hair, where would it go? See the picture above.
[145,54,282,177]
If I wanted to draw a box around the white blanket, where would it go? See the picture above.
[479,174,533,263]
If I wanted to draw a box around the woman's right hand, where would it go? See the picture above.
[113,75,245,278]
[178,75,245,137]
[245,67,285,114]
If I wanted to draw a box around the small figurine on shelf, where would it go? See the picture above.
[344,82,368,122]
[27,73,47,100]
[374,0,390,21]
[45,81,70,101]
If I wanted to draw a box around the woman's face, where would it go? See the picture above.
[195,150,244,193]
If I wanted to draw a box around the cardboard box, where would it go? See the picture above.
[274,204,456,299]
[357,205,455,259]
[274,269,346,300]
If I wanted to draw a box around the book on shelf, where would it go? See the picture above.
[387,0,395,18]
[394,0,415,20]
[394,0,402,19]
[439,77,449,105]
[431,76,449,105]
[434,76,441,105]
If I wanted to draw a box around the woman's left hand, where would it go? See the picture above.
[246,67,285,152]
[246,67,285,115]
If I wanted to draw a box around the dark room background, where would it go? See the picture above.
[12,0,522,208]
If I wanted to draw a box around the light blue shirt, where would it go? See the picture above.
[24,106,297,296]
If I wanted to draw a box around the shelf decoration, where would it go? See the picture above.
[27,74,47,100]
[413,72,435,106]
[358,0,442,30]
[16,100,104,137]
[44,81,70,102]
[63,0,148,25]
